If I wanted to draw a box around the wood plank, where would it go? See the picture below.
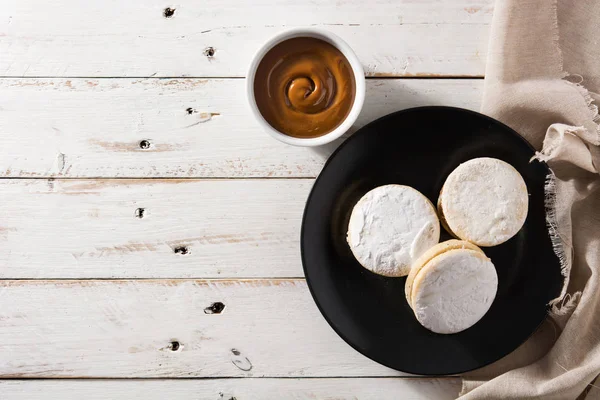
[0,279,412,378]
[0,179,309,279]
[0,78,483,178]
[1,0,491,77]
[0,378,462,399]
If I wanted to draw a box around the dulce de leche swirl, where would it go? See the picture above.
[254,37,356,138]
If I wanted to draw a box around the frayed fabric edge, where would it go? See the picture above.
[550,51,600,313]
[547,0,599,310]
[551,292,582,316]
[543,171,578,313]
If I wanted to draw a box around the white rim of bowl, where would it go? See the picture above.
[246,28,366,147]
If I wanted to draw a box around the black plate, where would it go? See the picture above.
[301,106,563,375]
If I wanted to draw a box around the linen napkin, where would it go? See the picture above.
[459,0,600,399]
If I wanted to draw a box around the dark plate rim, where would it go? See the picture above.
[300,105,555,376]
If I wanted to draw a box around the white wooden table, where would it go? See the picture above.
[0,1,493,398]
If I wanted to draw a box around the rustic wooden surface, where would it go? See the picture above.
[0,279,403,377]
[0,379,462,400]
[0,0,494,397]
[0,79,481,178]
[0,179,309,278]
[1,0,492,77]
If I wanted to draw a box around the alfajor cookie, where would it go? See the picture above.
[406,241,498,334]
[437,157,528,247]
[405,239,484,307]
[346,185,440,277]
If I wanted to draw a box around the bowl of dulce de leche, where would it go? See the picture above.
[247,29,365,146]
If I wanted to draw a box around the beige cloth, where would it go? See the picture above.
[459,0,600,399]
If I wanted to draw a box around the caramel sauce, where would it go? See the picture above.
[254,37,356,138]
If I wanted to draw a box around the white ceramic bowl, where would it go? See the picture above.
[246,28,366,147]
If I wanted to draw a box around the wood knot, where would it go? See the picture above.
[186,107,195,115]
[139,140,151,150]
[174,246,190,255]
[204,302,225,314]
[163,7,175,18]
[135,208,145,219]
[170,341,180,351]
[203,47,215,57]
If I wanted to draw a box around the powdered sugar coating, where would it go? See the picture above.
[346,185,440,277]
[412,249,498,334]
[439,158,528,246]
[405,239,483,307]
